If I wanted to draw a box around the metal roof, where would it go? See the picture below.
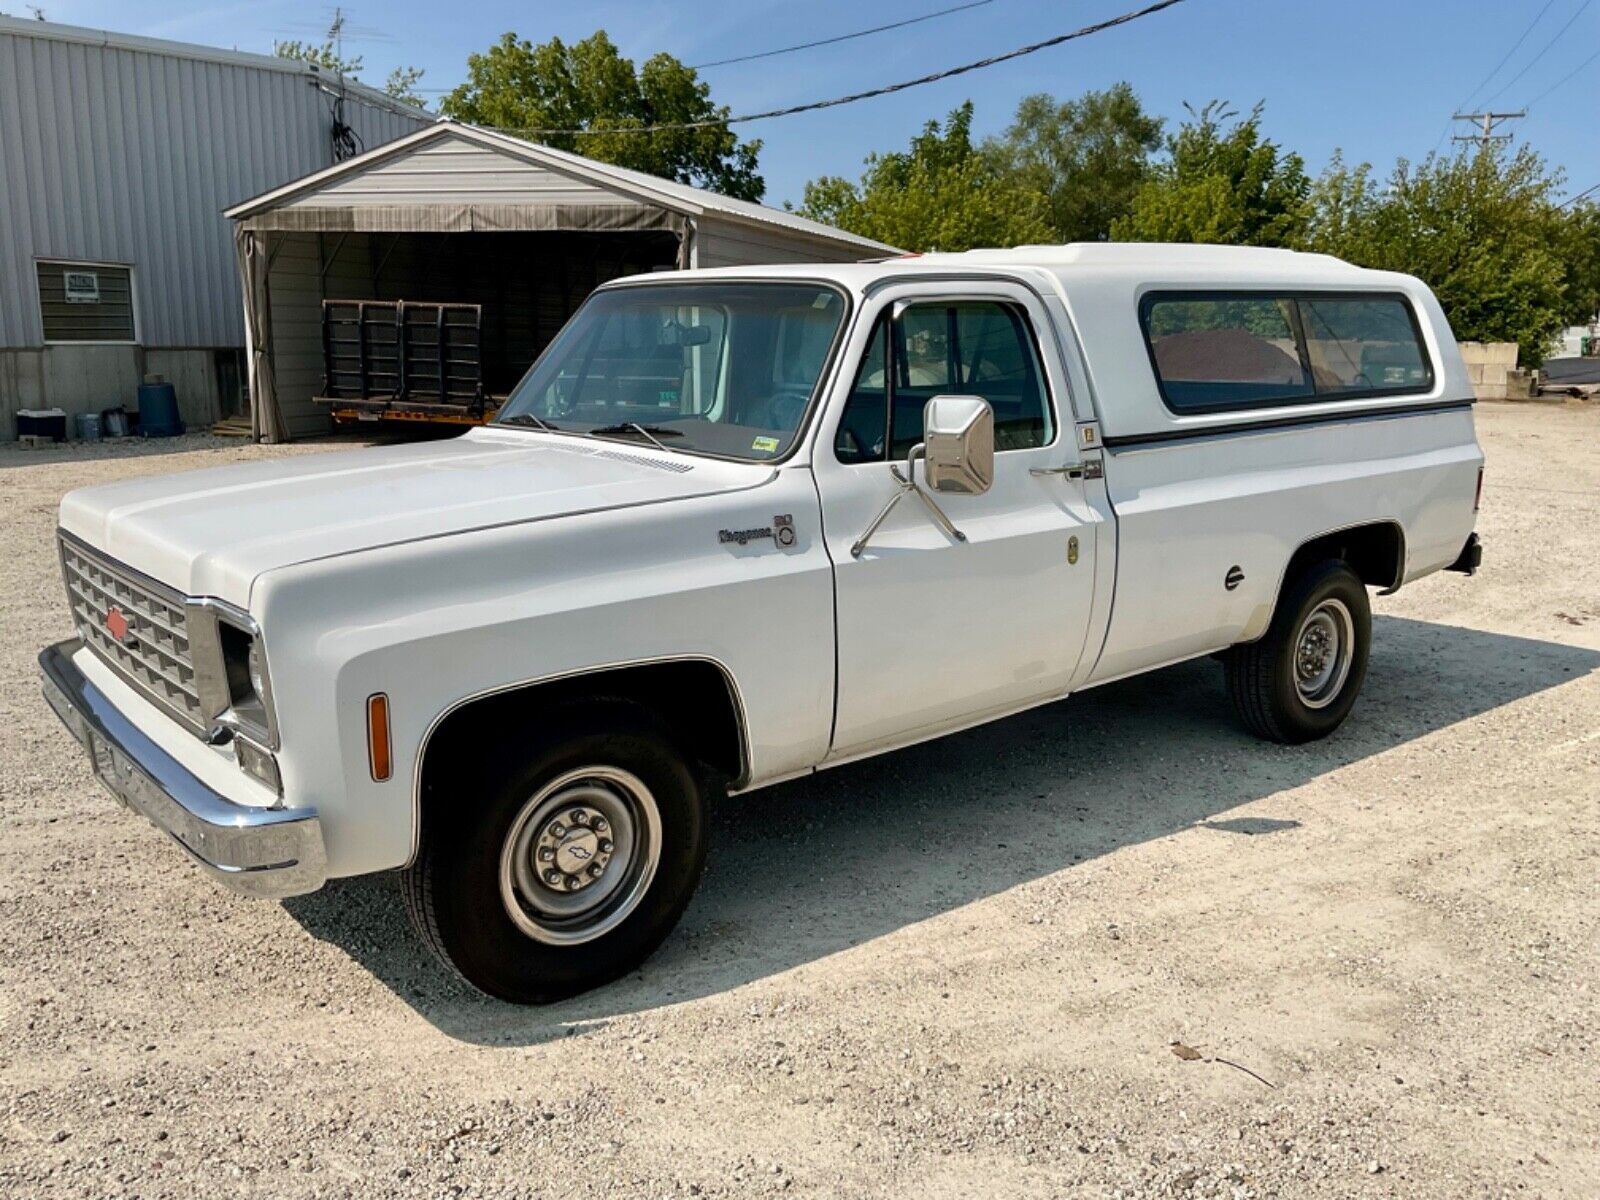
[225,121,895,254]
[0,13,426,121]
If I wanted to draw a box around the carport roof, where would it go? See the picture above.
[224,121,895,255]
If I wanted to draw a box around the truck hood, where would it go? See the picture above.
[59,429,770,604]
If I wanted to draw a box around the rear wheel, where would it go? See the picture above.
[1225,560,1371,743]
[402,703,707,1003]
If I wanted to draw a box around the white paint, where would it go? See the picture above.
[49,245,1484,882]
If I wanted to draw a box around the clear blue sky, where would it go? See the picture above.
[43,0,1600,209]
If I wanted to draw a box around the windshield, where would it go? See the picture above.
[496,282,848,461]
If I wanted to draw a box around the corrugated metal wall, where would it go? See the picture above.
[0,21,429,350]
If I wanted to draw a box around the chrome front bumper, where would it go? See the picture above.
[38,639,327,898]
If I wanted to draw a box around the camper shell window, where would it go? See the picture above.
[1140,291,1434,414]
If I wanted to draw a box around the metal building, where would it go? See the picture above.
[0,16,429,438]
[225,123,893,441]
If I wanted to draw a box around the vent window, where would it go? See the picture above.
[37,261,136,343]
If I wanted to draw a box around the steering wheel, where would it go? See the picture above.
[764,387,813,432]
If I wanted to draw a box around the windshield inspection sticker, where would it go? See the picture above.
[751,436,780,454]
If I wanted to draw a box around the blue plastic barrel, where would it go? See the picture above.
[136,381,185,437]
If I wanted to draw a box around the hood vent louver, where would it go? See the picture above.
[588,448,694,474]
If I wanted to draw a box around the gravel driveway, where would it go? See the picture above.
[2,405,1596,1199]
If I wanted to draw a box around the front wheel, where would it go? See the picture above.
[1225,560,1372,743]
[402,703,707,1003]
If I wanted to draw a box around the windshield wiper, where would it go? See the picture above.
[587,422,686,451]
[498,412,562,432]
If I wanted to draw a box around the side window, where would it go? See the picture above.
[835,301,1053,463]
[1297,297,1433,395]
[1142,292,1434,413]
[1142,297,1313,412]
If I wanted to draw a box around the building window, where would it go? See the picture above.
[1140,291,1434,414]
[37,261,137,343]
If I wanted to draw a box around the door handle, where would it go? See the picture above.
[1030,465,1084,479]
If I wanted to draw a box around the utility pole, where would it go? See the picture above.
[1451,110,1525,152]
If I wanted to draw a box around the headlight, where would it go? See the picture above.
[248,637,268,702]
[189,599,279,751]
[218,620,274,742]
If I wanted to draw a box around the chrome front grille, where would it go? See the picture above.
[59,534,206,733]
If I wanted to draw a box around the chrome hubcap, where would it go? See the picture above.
[1294,599,1355,709]
[499,766,660,946]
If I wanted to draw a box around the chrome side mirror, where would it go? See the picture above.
[921,395,994,495]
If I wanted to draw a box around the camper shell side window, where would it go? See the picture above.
[1139,290,1436,415]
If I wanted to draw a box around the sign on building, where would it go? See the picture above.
[63,271,101,304]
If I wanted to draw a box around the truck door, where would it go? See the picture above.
[814,281,1103,760]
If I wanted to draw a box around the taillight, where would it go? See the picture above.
[1473,465,1485,513]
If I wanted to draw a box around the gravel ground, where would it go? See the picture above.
[1,405,1596,1199]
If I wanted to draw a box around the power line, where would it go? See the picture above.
[692,0,996,69]
[1432,0,1560,155]
[485,0,1190,138]
[1452,0,1558,115]
[1523,43,1600,108]
[1558,180,1600,209]
[1482,0,1595,106]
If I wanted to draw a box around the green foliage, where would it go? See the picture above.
[440,31,762,201]
[1112,102,1311,246]
[793,103,1053,252]
[1555,202,1600,329]
[1304,145,1573,364]
[274,38,363,75]
[984,84,1163,243]
[383,65,426,107]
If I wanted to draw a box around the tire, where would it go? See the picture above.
[402,702,707,1004]
[1225,559,1372,744]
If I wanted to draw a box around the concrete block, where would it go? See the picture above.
[1458,341,1520,369]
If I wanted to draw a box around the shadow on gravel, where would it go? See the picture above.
[283,615,1600,1044]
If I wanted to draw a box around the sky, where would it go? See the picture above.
[29,0,1600,209]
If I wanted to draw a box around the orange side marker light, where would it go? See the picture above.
[367,693,392,782]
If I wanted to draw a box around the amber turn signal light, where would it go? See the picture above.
[367,693,392,782]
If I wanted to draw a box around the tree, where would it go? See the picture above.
[1555,202,1600,329]
[383,65,426,107]
[1112,102,1310,246]
[273,37,362,75]
[1305,145,1571,364]
[440,31,762,200]
[794,103,1053,252]
[984,84,1163,242]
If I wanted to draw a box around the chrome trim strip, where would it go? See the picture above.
[407,654,753,867]
[38,639,325,899]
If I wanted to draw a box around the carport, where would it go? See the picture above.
[225,122,891,441]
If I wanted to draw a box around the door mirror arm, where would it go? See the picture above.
[850,393,994,558]
[851,442,969,558]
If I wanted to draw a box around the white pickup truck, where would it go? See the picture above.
[40,244,1484,1002]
